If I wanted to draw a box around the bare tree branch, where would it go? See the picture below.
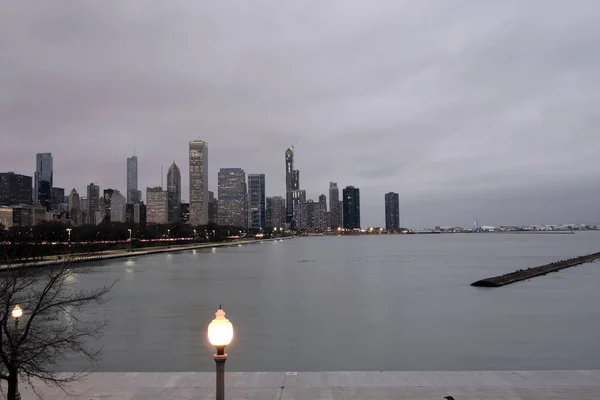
[0,247,114,399]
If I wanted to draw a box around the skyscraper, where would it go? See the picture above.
[285,148,300,226]
[292,189,306,224]
[68,188,80,226]
[298,199,326,230]
[103,189,114,223]
[329,182,340,228]
[146,187,168,225]
[86,183,100,225]
[385,192,400,231]
[167,162,181,224]
[266,196,286,229]
[218,168,246,227]
[50,187,65,212]
[134,202,147,226]
[34,153,53,210]
[189,140,208,225]
[0,172,32,206]
[248,174,266,229]
[342,186,360,230]
[127,155,140,204]
[110,190,127,223]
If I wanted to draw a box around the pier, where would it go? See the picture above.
[471,252,600,287]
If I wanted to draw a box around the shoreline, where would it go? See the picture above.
[1,237,294,270]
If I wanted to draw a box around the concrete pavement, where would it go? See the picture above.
[15,370,600,399]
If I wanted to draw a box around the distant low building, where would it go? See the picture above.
[0,207,13,229]
[0,172,33,206]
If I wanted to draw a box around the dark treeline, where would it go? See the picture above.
[0,221,288,262]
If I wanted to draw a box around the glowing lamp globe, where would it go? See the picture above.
[12,305,23,319]
[208,307,233,347]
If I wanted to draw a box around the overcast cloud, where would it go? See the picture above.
[1,1,600,228]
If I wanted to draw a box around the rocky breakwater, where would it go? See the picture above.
[471,252,600,287]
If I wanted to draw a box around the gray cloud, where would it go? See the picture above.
[1,0,599,227]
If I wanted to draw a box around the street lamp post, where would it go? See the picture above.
[193,229,196,240]
[128,229,132,252]
[167,229,170,239]
[66,228,72,245]
[208,306,234,400]
[11,305,23,400]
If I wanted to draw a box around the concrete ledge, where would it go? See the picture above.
[14,371,600,399]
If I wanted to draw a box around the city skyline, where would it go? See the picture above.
[2,2,600,227]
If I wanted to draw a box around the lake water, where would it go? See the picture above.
[60,232,600,372]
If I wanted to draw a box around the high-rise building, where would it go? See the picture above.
[218,168,246,227]
[208,198,218,224]
[248,174,266,229]
[127,155,140,204]
[0,172,33,206]
[285,148,300,227]
[146,187,168,225]
[189,140,208,225]
[385,192,400,231]
[298,200,326,230]
[318,194,327,227]
[103,189,115,223]
[167,162,181,224]
[329,182,340,228]
[134,202,147,226]
[292,189,306,224]
[285,148,294,225]
[180,203,190,224]
[342,186,360,230]
[266,196,286,229]
[110,190,127,223]
[68,188,80,226]
[34,153,53,210]
[50,187,65,212]
[87,183,100,225]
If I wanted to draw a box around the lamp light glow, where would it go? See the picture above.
[12,305,23,319]
[208,306,233,347]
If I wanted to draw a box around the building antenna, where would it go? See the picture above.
[133,146,136,156]
[161,165,163,188]
[291,136,300,152]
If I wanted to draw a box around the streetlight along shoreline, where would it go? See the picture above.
[208,306,233,400]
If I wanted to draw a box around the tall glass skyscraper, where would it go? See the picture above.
[127,155,140,204]
[189,140,208,225]
[329,182,340,228]
[218,168,246,227]
[248,174,266,229]
[285,148,294,226]
[342,186,360,230]
[167,162,181,224]
[87,182,100,225]
[385,192,400,231]
[35,153,53,210]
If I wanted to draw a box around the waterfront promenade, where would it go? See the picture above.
[0,237,291,269]
[17,370,600,399]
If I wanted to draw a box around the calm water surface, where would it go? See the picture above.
[61,232,600,371]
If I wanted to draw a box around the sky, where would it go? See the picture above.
[1,1,600,228]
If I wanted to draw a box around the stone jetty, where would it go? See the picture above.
[471,252,600,287]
